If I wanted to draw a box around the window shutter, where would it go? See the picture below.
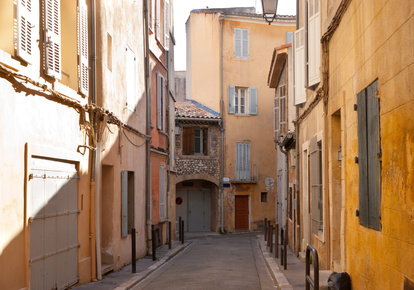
[274,96,279,140]
[150,0,155,31]
[203,128,208,155]
[228,86,235,114]
[357,89,369,227]
[121,171,128,238]
[242,29,249,59]
[157,73,164,130]
[44,0,61,79]
[294,28,306,105]
[249,87,257,115]
[78,0,89,96]
[164,0,170,50]
[236,143,250,181]
[159,165,166,220]
[156,0,161,40]
[234,29,242,58]
[308,0,321,86]
[17,0,34,63]
[367,80,381,230]
[310,136,322,234]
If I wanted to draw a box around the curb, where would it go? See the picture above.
[113,242,192,290]
[257,236,293,290]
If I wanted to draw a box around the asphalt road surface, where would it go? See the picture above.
[132,232,277,290]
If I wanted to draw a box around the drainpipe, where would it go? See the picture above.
[89,0,102,280]
[166,49,170,223]
[220,14,226,231]
[295,0,301,254]
[279,145,289,232]
[143,0,152,248]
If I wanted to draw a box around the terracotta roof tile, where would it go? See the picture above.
[175,100,220,120]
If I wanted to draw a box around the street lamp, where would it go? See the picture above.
[261,0,278,25]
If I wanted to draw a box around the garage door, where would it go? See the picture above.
[29,157,79,290]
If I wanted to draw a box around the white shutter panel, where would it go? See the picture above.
[156,0,161,40]
[44,0,61,79]
[308,0,321,86]
[164,0,170,50]
[234,29,242,58]
[159,165,166,220]
[78,0,89,96]
[249,87,257,115]
[294,28,306,105]
[274,95,279,140]
[228,86,235,114]
[242,29,249,59]
[157,73,164,130]
[121,171,128,238]
[17,0,34,63]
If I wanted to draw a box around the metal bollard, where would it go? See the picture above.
[181,220,184,244]
[267,220,271,247]
[264,218,268,241]
[269,224,273,253]
[132,228,136,273]
[275,224,279,259]
[280,227,284,266]
[152,224,156,261]
[168,221,172,250]
[179,216,182,242]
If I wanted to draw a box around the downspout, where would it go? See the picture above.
[143,0,152,249]
[90,0,101,281]
[295,0,301,253]
[220,15,226,232]
[166,50,171,223]
[279,145,289,232]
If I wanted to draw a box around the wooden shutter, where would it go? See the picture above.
[44,0,61,79]
[157,73,164,130]
[308,0,321,86]
[357,89,369,227]
[249,87,257,115]
[78,0,89,96]
[236,143,250,181]
[121,171,128,238]
[159,165,166,220]
[310,136,322,234]
[234,29,242,58]
[203,128,208,155]
[182,127,194,155]
[17,0,33,63]
[228,86,235,114]
[164,0,169,50]
[294,28,306,105]
[242,29,249,59]
[156,0,161,40]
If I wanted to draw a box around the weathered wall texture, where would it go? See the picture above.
[327,0,414,287]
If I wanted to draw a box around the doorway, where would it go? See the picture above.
[235,195,249,230]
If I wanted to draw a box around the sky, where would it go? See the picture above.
[173,0,296,71]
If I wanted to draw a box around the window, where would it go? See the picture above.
[43,0,62,79]
[159,165,166,220]
[261,192,268,203]
[182,127,208,155]
[308,0,321,86]
[156,0,161,40]
[294,27,306,105]
[274,93,279,140]
[357,80,381,230]
[288,186,293,219]
[236,142,250,181]
[164,0,170,50]
[78,0,89,96]
[149,0,154,31]
[310,136,323,234]
[157,73,165,130]
[126,47,137,111]
[234,28,249,59]
[121,171,135,238]
[279,85,287,136]
[228,86,257,115]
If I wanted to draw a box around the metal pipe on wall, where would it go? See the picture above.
[220,15,226,232]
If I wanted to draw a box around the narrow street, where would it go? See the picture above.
[132,233,277,290]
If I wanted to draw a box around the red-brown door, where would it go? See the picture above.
[235,195,249,230]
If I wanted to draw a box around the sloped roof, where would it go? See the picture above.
[268,43,291,88]
[175,100,220,120]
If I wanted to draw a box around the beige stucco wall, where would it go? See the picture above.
[327,0,414,287]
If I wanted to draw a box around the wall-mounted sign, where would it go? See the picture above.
[176,197,183,205]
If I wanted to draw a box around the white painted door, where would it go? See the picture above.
[29,157,79,290]
[188,190,211,231]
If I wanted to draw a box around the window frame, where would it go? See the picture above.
[182,127,208,156]
[234,28,249,59]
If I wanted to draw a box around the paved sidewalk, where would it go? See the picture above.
[73,241,191,290]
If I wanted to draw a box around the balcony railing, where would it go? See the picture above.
[232,163,258,183]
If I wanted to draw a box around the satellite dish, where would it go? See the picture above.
[264,177,275,189]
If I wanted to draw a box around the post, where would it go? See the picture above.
[267,221,271,247]
[264,218,268,241]
[306,244,319,290]
[152,224,156,261]
[283,226,287,270]
[179,216,182,242]
[168,221,172,250]
[131,228,136,273]
[181,220,184,244]
[269,224,273,253]
[280,227,284,266]
[275,224,279,258]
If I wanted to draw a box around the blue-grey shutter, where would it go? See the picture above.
[157,74,164,130]
[234,29,242,58]
[250,87,257,115]
[228,86,235,114]
[367,80,381,230]
[242,29,249,59]
[236,143,250,181]
[357,89,369,227]
[121,171,128,238]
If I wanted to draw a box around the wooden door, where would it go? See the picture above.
[235,196,249,230]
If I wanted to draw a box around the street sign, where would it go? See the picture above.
[223,183,231,188]
[223,177,230,182]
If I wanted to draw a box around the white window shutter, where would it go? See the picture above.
[164,0,170,50]
[17,0,34,63]
[308,0,321,86]
[44,0,61,79]
[274,96,279,140]
[78,0,89,96]
[249,87,257,115]
[150,0,155,31]
[121,171,128,238]
[294,28,306,105]
[159,165,166,220]
[228,86,235,114]
[157,73,164,130]
[234,29,242,58]
[156,0,161,40]
[242,29,249,59]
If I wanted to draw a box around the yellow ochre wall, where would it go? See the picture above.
[327,0,414,288]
